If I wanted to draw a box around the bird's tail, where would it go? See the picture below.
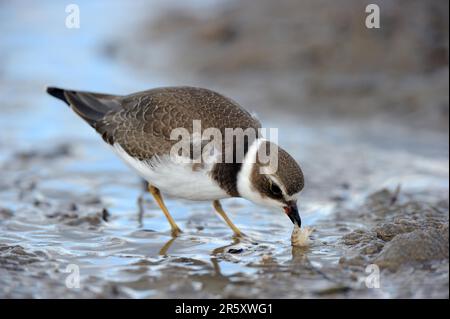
[46,87,121,127]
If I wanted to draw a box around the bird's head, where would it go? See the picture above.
[237,139,304,227]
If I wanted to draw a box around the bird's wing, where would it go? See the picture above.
[95,86,262,161]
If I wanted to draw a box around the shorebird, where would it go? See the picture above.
[47,86,304,236]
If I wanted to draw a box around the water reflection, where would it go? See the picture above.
[159,236,177,256]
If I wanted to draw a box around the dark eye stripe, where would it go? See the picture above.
[270,183,282,196]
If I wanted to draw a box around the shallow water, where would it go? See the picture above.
[0,1,448,298]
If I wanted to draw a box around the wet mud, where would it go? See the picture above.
[0,0,448,298]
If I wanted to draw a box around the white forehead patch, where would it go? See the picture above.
[285,191,301,202]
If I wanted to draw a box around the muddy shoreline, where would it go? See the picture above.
[0,119,447,298]
[0,0,448,298]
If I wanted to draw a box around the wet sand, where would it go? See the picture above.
[1,116,447,298]
[0,0,448,298]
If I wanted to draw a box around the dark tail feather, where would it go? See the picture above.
[46,87,69,105]
[46,86,121,127]
[64,91,104,126]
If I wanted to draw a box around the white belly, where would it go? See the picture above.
[112,143,230,201]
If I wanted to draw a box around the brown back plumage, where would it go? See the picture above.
[96,86,261,161]
[47,86,262,197]
[47,86,261,159]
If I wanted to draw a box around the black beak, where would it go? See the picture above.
[284,202,301,228]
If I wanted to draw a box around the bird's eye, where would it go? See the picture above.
[270,183,282,196]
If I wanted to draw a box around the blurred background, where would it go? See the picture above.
[0,0,448,299]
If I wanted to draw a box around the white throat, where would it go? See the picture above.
[237,138,284,209]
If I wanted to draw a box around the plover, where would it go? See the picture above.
[47,86,304,236]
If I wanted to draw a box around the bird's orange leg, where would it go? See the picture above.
[213,200,244,237]
[148,185,182,236]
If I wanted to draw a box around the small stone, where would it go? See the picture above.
[228,248,243,254]
[375,226,449,270]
